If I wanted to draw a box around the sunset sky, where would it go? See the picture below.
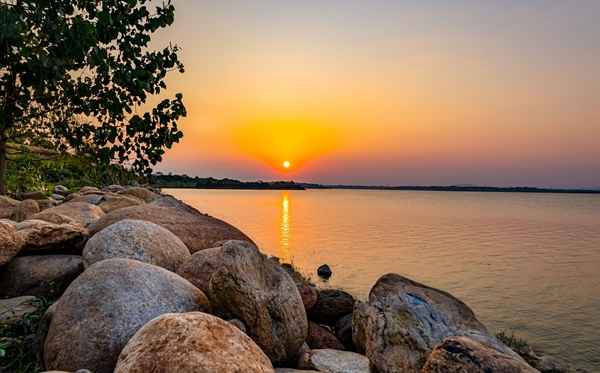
[150,1,600,188]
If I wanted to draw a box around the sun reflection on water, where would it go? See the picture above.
[280,190,292,259]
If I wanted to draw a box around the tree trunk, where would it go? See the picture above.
[0,138,6,195]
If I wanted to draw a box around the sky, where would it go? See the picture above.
[149,1,600,188]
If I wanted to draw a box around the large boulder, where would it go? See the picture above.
[296,282,317,311]
[0,195,20,218]
[16,218,88,254]
[306,321,345,351]
[31,202,105,228]
[0,255,83,298]
[209,240,308,365]
[87,204,253,254]
[115,312,276,373]
[0,221,24,267]
[355,273,522,373]
[13,199,40,222]
[422,336,540,373]
[96,193,144,213]
[116,187,162,202]
[176,246,222,296]
[82,219,190,272]
[307,289,355,326]
[43,258,211,373]
[297,349,370,373]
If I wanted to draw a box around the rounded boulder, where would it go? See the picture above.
[0,221,23,268]
[82,219,190,272]
[43,258,211,373]
[176,246,222,296]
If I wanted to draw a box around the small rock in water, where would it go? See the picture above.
[317,264,332,278]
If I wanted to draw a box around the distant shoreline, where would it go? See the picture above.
[322,185,600,194]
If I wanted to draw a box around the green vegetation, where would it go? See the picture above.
[152,173,306,190]
[0,0,187,194]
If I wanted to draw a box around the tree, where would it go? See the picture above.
[0,0,187,194]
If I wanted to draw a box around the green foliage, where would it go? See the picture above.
[0,0,187,192]
[495,329,528,352]
[151,173,306,190]
[0,296,55,373]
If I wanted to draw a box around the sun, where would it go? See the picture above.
[283,161,291,168]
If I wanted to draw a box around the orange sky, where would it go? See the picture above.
[150,1,600,188]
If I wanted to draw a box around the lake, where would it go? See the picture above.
[166,188,600,372]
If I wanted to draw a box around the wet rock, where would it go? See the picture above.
[210,240,308,365]
[335,314,355,351]
[176,246,222,296]
[0,255,83,298]
[317,264,332,278]
[356,273,522,373]
[307,289,355,326]
[43,258,211,373]
[31,202,105,228]
[116,187,162,202]
[87,204,253,254]
[297,349,370,373]
[306,321,345,351]
[52,185,70,196]
[0,195,19,218]
[0,221,24,267]
[13,199,40,222]
[115,312,275,373]
[82,219,190,272]
[422,336,540,373]
[16,219,88,254]
[96,193,144,213]
[296,282,318,311]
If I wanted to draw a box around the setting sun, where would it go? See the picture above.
[283,161,290,168]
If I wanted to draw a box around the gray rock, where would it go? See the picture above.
[51,194,66,201]
[210,240,308,365]
[82,219,190,272]
[16,218,88,254]
[87,204,253,254]
[78,186,103,195]
[297,349,370,373]
[96,193,144,213]
[422,336,540,373]
[31,202,105,228]
[307,289,355,326]
[43,258,211,373]
[306,321,345,351]
[356,273,522,373]
[0,296,39,324]
[116,187,162,202]
[13,199,40,222]
[101,184,124,193]
[0,255,83,298]
[36,198,59,210]
[115,312,275,373]
[176,246,222,296]
[52,185,70,196]
[0,221,24,267]
[66,194,103,205]
[149,195,189,208]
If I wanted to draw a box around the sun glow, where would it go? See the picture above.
[283,161,291,168]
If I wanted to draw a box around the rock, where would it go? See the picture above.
[101,184,124,193]
[21,190,48,200]
[36,198,59,210]
[296,282,318,311]
[43,258,211,373]
[82,219,190,272]
[176,246,222,296]
[317,264,332,278]
[0,221,24,267]
[209,240,308,365]
[228,318,247,334]
[0,296,39,324]
[16,219,88,254]
[352,299,369,354]
[297,349,370,373]
[115,312,275,373]
[12,198,40,222]
[52,185,70,196]
[64,192,81,202]
[31,202,105,228]
[0,255,83,298]
[422,336,540,373]
[306,321,345,351]
[96,193,144,213]
[88,204,253,254]
[307,289,355,326]
[51,194,65,201]
[66,193,104,205]
[356,273,522,373]
[149,195,190,208]
[32,301,59,358]
[78,186,103,195]
[275,369,319,373]
[116,187,162,202]
[335,314,355,351]
[0,195,20,218]
[0,218,17,227]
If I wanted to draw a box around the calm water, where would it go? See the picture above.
[166,189,600,372]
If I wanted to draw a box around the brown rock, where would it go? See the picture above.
[422,336,540,373]
[20,190,48,200]
[82,219,190,272]
[78,186,103,195]
[52,185,70,196]
[44,258,211,373]
[0,195,20,218]
[16,219,88,254]
[13,199,40,222]
[210,240,308,365]
[66,193,103,205]
[0,296,39,324]
[0,255,83,298]
[176,246,222,296]
[36,199,59,210]
[116,187,162,202]
[296,282,318,311]
[31,202,105,228]
[0,221,24,267]
[96,193,144,213]
[101,184,124,193]
[87,204,253,254]
[115,312,276,373]
[306,321,345,351]
[307,289,355,326]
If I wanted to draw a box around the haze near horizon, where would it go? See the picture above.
[152,1,600,189]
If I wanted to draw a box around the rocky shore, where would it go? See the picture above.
[0,185,585,373]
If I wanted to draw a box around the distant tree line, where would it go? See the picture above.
[151,173,305,190]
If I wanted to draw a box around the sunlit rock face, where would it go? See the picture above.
[355,273,522,373]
